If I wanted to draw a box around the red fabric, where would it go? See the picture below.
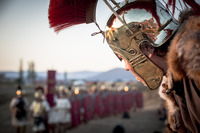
[114,93,123,114]
[70,99,81,127]
[125,91,134,111]
[94,94,105,117]
[103,94,114,115]
[46,94,55,107]
[47,70,56,94]
[83,95,94,122]
[135,91,143,108]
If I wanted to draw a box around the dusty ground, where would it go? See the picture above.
[0,83,165,133]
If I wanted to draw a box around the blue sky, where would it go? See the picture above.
[0,0,124,73]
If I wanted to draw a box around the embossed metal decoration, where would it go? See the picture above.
[105,0,179,90]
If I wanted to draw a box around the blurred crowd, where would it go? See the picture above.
[9,84,143,133]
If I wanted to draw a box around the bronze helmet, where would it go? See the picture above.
[105,0,179,90]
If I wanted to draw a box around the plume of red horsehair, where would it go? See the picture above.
[166,0,200,16]
[48,0,200,33]
[48,0,98,33]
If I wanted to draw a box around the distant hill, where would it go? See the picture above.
[31,71,102,81]
[0,71,101,81]
[67,71,102,80]
[0,68,136,82]
[87,68,136,82]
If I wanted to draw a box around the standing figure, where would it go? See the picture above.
[46,92,58,133]
[30,89,50,133]
[10,86,29,133]
[56,87,71,133]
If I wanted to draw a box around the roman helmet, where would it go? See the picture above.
[104,0,179,90]
[49,0,200,89]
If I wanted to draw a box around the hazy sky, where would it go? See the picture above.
[0,0,198,73]
[0,0,124,73]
